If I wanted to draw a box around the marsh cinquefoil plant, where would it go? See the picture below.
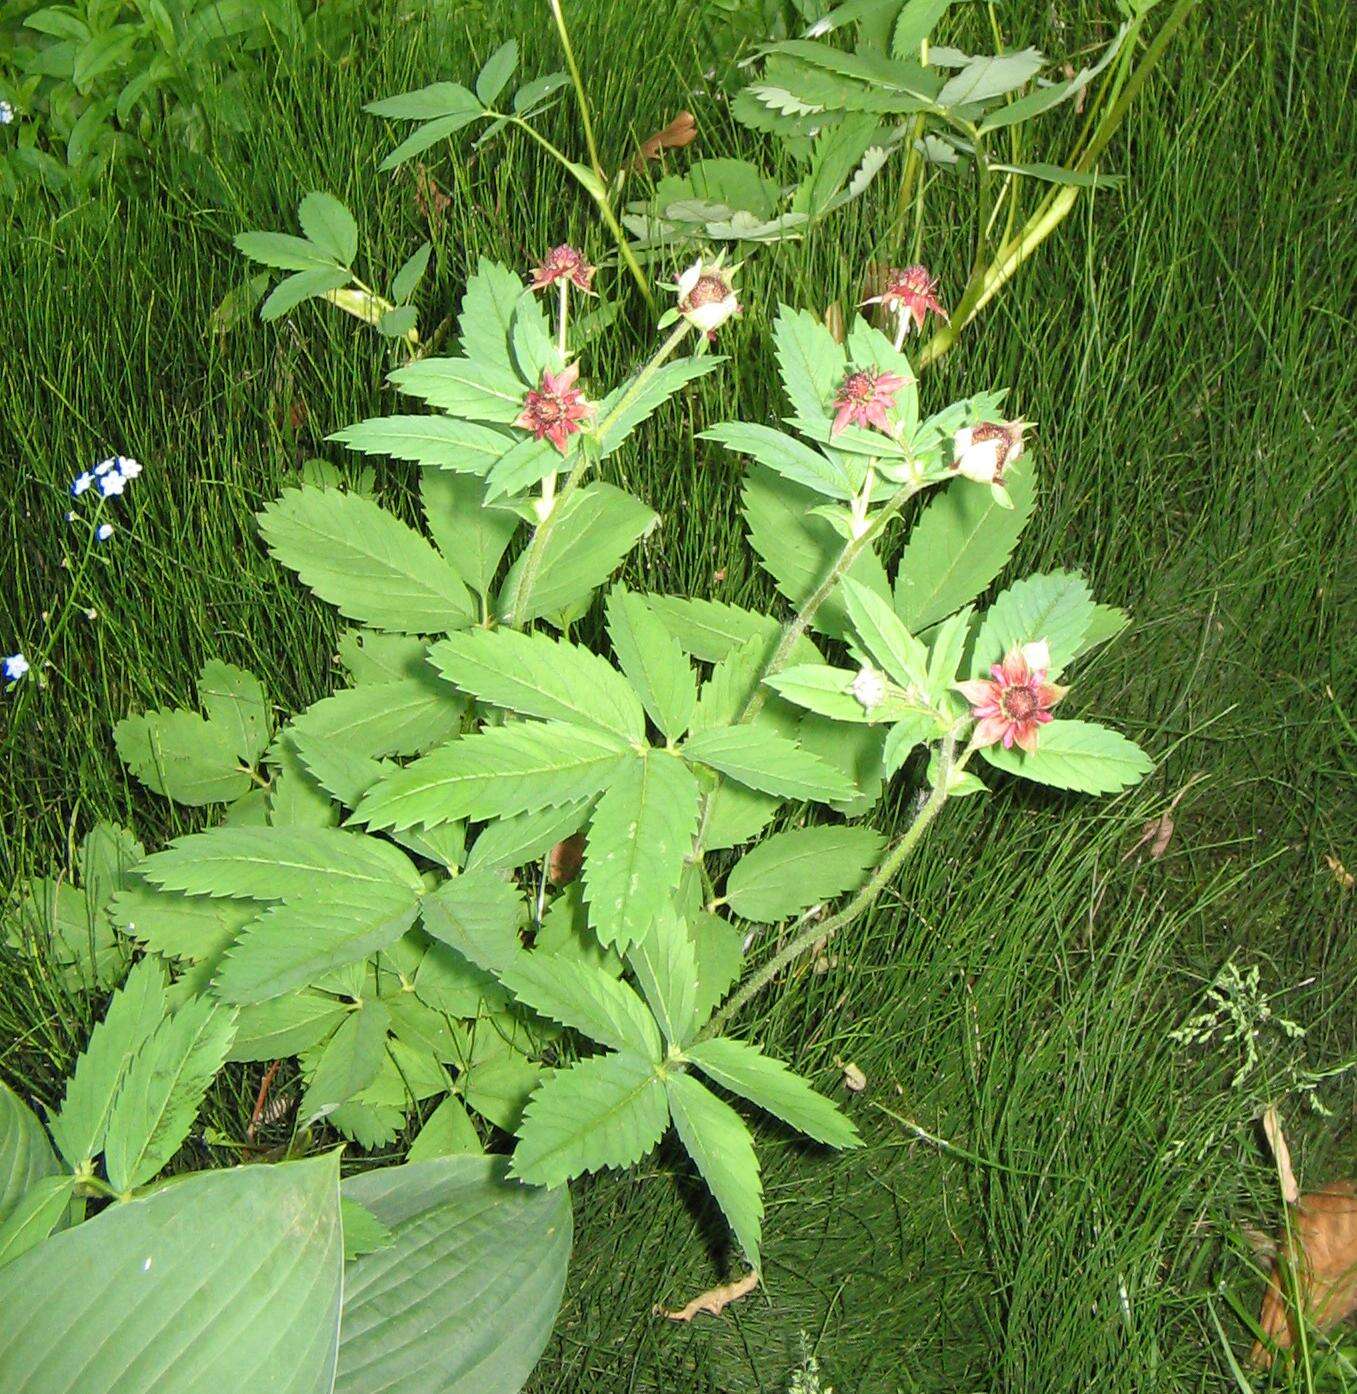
[7,238,1152,1302]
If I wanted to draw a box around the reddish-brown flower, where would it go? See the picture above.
[831,366,906,437]
[529,244,596,295]
[956,641,1067,753]
[862,264,947,333]
[514,362,592,454]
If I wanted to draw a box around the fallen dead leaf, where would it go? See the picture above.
[656,1269,758,1321]
[412,163,451,229]
[631,111,697,171]
[1262,1105,1299,1204]
[1251,1179,1357,1366]
[1122,775,1204,863]
[1325,854,1354,891]
[835,1057,866,1092]
[548,832,585,886]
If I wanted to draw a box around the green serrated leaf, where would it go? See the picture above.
[725,825,883,923]
[475,39,518,105]
[971,570,1095,677]
[114,709,252,806]
[842,577,929,690]
[583,753,699,953]
[297,192,357,266]
[456,257,524,373]
[389,356,526,423]
[229,993,351,1063]
[330,416,514,476]
[510,1051,668,1187]
[198,660,270,765]
[605,588,697,742]
[980,719,1152,794]
[420,869,524,979]
[772,304,845,422]
[258,486,474,635]
[684,725,857,804]
[626,900,699,1047]
[262,268,352,322]
[407,1095,482,1160]
[291,680,466,761]
[233,230,341,273]
[701,421,859,500]
[501,953,660,1058]
[301,1002,390,1122]
[420,469,521,599]
[377,110,483,172]
[365,81,479,120]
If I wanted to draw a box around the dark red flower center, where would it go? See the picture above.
[686,274,730,307]
[1001,685,1038,722]
[524,393,564,425]
[840,369,878,402]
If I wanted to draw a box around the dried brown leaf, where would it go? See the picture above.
[631,111,697,171]
[1326,854,1354,891]
[1250,1180,1357,1366]
[1262,1105,1299,1204]
[656,1269,758,1322]
[548,832,585,886]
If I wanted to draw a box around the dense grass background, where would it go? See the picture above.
[2,0,1354,1388]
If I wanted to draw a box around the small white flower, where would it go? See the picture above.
[70,472,94,496]
[0,102,13,126]
[93,457,120,477]
[2,653,29,682]
[951,420,1027,485]
[676,259,741,335]
[98,472,128,497]
[96,522,114,541]
[116,457,142,479]
[850,664,887,712]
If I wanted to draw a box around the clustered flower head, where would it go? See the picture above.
[831,366,906,437]
[862,264,947,334]
[2,653,29,684]
[676,258,741,335]
[529,244,596,295]
[514,362,592,454]
[71,455,142,499]
[957,640,1067,753]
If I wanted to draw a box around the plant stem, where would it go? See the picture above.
[500,320,692,626]
[702,734,967,1038]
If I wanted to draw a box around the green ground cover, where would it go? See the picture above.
[1,0,1353,1388]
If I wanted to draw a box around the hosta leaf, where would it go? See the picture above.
[971,570,1095,676]
[892,457,1036,631]
[605,587,697,741]
[213,888,422,1004]
[665,1072,763,1271]
[772,304,844,422]
[291,680,466,760]
[701,421,859,500]
[464,799,591,872]
[229,993,350,1063]
[420,869,524,979]
[0,1176,74,1267]
[725,825,884,923]
[684,725,857,803]
[743,466,891,641]
[198,660,270,763]
[113,709,252,806]
[356,721,626,832]
[48,958,167,1169]
[0,1085,59,1227]
[138,826,423,902]
[104,996,238,1192]
[420,469,520,599]
[583,752,700,952]
[686,1037,861,1148]
[595,357,724,456]
[301,1002,390,1122]
[510,1051,668,1187]
[258,486,474,634]
[0,1154,343,1394]
[980,719,1152,794]
[298,191,358,265]
[430,628,642,740]
[388,357,526,423]
[626,900,699,1048]
[498,483,658,627]
[336,1156,569,1394]
[500,953,660,1058]
[330,416,514,476]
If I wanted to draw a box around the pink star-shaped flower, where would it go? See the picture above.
[831,367,906,437]
[861,264,947,333]
[514,362,592,454]
[529,244,596,295]
[956,641,1068,753]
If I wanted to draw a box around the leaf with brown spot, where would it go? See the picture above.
[1250,1179,1357,1367]
[655,1269,758,1322]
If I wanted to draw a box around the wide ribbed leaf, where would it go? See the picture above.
[0,1154,343,1394]
[336,1155,570,1394]
[510,1051,668,1187]
[0,1085,59,1227]
[583,752,699,952]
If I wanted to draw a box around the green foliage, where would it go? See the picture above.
[980,719,1153,794]
[0,1085,59,1227]
[725,826,884,922]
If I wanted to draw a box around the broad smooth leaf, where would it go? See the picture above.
[583,752,700,952]
[259,487,474,634]
[971,570,1095,677]
[684,725,857,803]
[892,457,1036,631]
[0,1154,343,1394]
[430,628,643,740]
[0,1176,74,1266]
[980,719,1152,794]
[510,1051,668,1188]
[725,825,884,923]
[356,721,626,832]
[498,483,658,627]
[336,1155,570,1394]
[48,958,167,1169]
[0,1084,59,1226]
[605,588,697,741]
[665,1071,763,1271]
[500,953,661,1058]
[685,1037,861,1148]
[103,996,238,1192]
